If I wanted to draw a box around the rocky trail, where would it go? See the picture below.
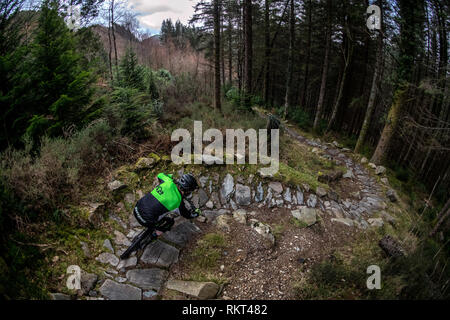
[52,117,400,301]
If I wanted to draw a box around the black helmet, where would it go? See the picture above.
[177,173,198,193]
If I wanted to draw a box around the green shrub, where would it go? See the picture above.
[225,87,241,107]
[0,119,121,215]
[108,87,156,139]
[290,108,312,130]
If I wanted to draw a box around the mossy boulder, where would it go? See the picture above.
[134,157,157,172]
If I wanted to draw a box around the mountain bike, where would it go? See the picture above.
[120,200,200,260]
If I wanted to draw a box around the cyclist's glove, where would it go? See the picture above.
[190,208,202,219]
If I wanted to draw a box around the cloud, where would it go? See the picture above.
[128,0,196,33]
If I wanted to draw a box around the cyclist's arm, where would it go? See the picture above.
[157,173,173,184]
[179,200,193,219]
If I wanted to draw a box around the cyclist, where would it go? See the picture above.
[133,172,201,238]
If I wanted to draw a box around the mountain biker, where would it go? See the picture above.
[133,173,201,239]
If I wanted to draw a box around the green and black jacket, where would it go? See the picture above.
[135,173,192,226]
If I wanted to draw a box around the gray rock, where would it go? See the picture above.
[386,189,398,202]
[381,177,389,185]
[351,191,361,200]
[103,239,114,254]
[331,218,354,227]
[249,219,275,245]
[117,256,137,270]
[205,201,214,209]
[199,176,209,188]
[141,240,179,268]
[108,180,126,192]
[291,207,318,226]
[124,193,135,205]
[50,293,71,300]
[283,187,292,203]
[126,268,168,291]
[215,214,231,232]
[343,169,355,179]
[307,194,317,208]
[129,213,141,228]
[375,166,386,175]
[268,182,283,194]
[84,202,105,227]
[143,290,158,299]
[236,175,245,184]
[258,168,274,178]
[220,174,235,202]
[255,182,264,202]
[99,279,141,300]
[296,189,304,205]
[229,199,238,210]
[235,184,251,206]
[360,157,368,164]
[96,253,119,267]
[210,191,220,208]
[368,162,377,169]
[166,280,219,299]
[302,183,310,192]
[275,198,284,207]
[316,187,327,198]
[134,157,156,171]
[328,189,339,202]
[109,213,127,229]
[114,230,131,247]
[115,277,127,283]
[81,271,98,295]
[80,241,91,258]
[264,188,273,206]
[368,218,384,228]
[88,290,98,297]
[162,221,201,247]
[203,209,227,221]
[198,189,209,208]
[232,209,247,224]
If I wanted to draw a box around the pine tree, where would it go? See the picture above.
[119,47,144,90]
[21,0,95,139]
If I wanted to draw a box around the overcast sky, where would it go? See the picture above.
[128,0,197,34]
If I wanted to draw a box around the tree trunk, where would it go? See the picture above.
[327,38,353,132]
[263,0,271,104]
[371,84,409,164]
[214,0,222,110]
[371,0,424,164]
[300,0,312,109]
[111,0,119,81]
[313,0,331,131]
[355,2,383,154]
[107,8,113,82]
[243,0,253,108]
[228,14,233,85]
[283,0,295,119]
[430,198,450,237]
